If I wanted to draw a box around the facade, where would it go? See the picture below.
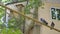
[38,0,60,34]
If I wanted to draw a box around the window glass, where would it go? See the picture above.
[56,9,60,20]
[51,8,56,19]
[51,8,60,20]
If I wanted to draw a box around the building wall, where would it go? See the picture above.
[38,2,60,34]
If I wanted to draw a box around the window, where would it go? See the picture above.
[51,8,60,20]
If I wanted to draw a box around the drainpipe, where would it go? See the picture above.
[5,9,10,29]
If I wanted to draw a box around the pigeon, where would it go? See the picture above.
[40,18,48,25]
[50,21,55,30]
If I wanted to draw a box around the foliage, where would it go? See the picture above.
[0,6,5,24]
[29,0,42,8]
[0,6,5,18]
[1,28,23,34]
[24,0,42,14]
[0,0,43,34]
[0,3,23,34]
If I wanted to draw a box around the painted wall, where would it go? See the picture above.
[38,2,60,34]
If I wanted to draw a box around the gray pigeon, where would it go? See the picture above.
[50,21,55,30]
[40,18,48,25]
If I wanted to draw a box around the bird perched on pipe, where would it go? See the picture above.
[40,18,48,25]
[50,21,55,30]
